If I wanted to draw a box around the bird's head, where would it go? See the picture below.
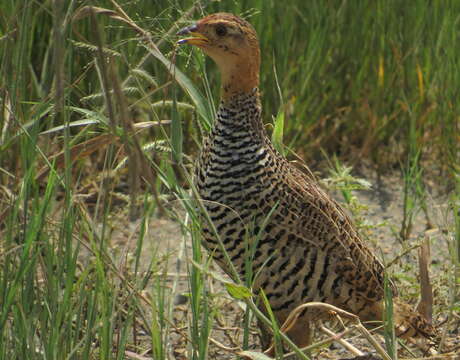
[177,13,260,102]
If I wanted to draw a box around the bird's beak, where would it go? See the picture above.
[177,23,209,46]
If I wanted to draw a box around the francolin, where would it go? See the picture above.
[177,13,438,352]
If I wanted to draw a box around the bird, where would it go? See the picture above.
[177,12,438,352]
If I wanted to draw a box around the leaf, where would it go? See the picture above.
[225,283,252,300]
[151,100,194,111]
[271,110,285,155]
[189,259,252,300]
[39,119,101,135]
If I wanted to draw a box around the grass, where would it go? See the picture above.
[0,0,459,359]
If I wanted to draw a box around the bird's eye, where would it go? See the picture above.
[215,24,227,37]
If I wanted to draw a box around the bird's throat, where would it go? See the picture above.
[220,60,259,103]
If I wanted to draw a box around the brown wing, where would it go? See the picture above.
[281,159,397,301]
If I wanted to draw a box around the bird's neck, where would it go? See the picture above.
[215,88,264,135]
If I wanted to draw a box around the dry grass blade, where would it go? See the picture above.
[240,350,274,360]
[72,6,128,25]
[417,236,433,323]
[278,302,359,335]
[124,350,152,360]
[355,323,392,360]
[1,89,13,145]
[320,325,365,356]
[283,326,358,360]
[209,337,240,352]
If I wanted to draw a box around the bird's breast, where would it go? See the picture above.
[197,132,270,206]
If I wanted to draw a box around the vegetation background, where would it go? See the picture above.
[0,0,458,359]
